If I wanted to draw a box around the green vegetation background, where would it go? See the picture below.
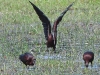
[0,0,100,75]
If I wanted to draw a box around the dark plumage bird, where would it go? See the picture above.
[83,51,94,68]
[29,1,74,52]
[19,52,36,67]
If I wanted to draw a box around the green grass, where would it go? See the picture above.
[0,0,100,75]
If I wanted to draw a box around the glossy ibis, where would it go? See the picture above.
[19,52,36,68]
[29,1,74,52]
[83,51,94,68]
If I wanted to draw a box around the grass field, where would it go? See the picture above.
[0,0,100,75]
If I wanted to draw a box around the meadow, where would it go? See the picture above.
[0,0,100,75]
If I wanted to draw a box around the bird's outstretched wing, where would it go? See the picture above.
[53,2,74,45]
[53,2,74,31]
[29,1,51,40]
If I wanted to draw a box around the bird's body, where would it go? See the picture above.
[19,52,36,67]
[47,34,55,49]
[29,1,74,52]
[83,51,94,67]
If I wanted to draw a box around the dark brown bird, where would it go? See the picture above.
[19,52,36,67]
[29,1,74,52]
[83,51,94,68]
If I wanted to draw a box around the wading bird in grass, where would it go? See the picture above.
[83,51,94,68]
[19,52,36,68]
[29,1,74,52]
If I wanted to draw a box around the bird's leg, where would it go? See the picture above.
[46,47,49,52]
[53,47,56,53]
[26,65,29,69]
[91,62,93,67]
[32,64,36,70]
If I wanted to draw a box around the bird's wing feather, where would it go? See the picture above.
[53,2,74,45]
[53,2,74,31]
[29,1,51,40]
